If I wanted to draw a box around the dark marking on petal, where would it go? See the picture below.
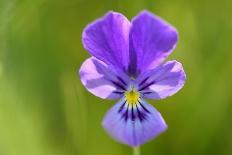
[142,91,153,94]
[118,101,126,113]
[117,76,127,86]
[138,81,156,91]
[135,104,147,122]
[122,104,129,122]
[113,91,124,94]
[131,104,135,121]
[138,100,151,114]
[111,80,126,91]
[139,77,149,87]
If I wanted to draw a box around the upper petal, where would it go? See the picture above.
[137,60,186,99]
[102,98,167,146]
[82,11,131,71]
[79,57,130,99]
[128,10,178,76]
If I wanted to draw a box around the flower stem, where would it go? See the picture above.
[133,147,140,155]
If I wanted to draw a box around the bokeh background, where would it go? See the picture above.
[0,0,232,155]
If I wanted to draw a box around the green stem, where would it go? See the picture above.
[133,147,141,155]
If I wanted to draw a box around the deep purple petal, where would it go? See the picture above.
[79,57,130,99]
[82,11,131,71]
[128,10,178,76]
[102,98,167,146]
[137,60,186,99]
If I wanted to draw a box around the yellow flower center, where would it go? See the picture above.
[125,90,140,105]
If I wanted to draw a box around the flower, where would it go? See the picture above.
[79,10,186,147]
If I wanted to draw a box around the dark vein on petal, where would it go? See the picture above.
[110,80,126,91]
[141,91,153,94]
[118,100,126,113]
[113,91,124,94]
[131,104,135,121]
[122,103,129,122]
[139,76,149,87]
[117,76,127,86]
[135,104,147,122]
[138,100,151,114]
[138,81,156,91]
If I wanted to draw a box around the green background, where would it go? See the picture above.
[0,0,232,155]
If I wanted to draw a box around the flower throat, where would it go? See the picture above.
[125,89,140,105]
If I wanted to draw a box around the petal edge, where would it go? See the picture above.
[137,60,186,99]
[128,10,178,76]
[82,11,131,71]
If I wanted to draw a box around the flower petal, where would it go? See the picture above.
[79,57,129,99]
[82,11,131,71]
[137,60,186,99]
[128,10,178,76]
[102,98,167,146]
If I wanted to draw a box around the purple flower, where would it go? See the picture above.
[79,10,186,147]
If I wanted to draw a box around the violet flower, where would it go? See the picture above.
[79,10,186,147]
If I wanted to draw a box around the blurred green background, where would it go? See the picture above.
[0,0,232,155]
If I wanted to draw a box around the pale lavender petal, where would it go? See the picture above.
[102,98,167,146]
[79,57,130,99]
[82,11,130,71]
[128,10,178,76]
[137,61,186,99]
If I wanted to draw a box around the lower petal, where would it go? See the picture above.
[102,98,167,146]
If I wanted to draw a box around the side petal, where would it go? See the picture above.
[102,98,167,146]
[128,10,178,76]
[82,11,131,71]
[137,60,186,99]
[79,57,129,99]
